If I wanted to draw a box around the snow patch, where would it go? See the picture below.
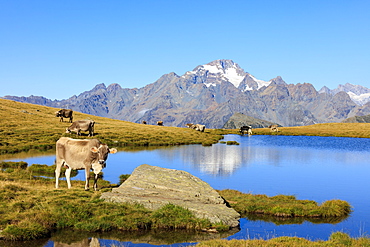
[205,83,217,87]
[138,108,151,116]
[347,92,370,106]
[250,75,271,88]
[202,64,223,74]
[201,64,244,87]
[224,68,244,88]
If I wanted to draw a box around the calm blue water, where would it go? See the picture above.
[3,135,370,246]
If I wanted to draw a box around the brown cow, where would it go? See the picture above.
[55,109,73,122]
[239,125,252,135]
[55,137,117,190]
[186,123,205,132]
[269,124,279,132]
[66,120,95,137]
[157,121,163,126]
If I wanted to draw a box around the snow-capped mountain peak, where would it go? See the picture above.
[322,83,370,105]
[186,59,247,88]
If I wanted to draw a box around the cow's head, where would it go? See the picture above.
[55,110,61,117]
[91,145,117,174]
[65,127,71,134]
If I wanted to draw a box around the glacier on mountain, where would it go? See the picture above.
[347,92,370,106]
[320,83,370,106]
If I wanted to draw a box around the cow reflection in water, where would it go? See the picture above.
[54,237,100,247]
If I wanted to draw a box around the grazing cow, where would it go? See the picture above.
[157,121,163,126]
[55,109,73,123]
[194,124,205,132]
[55,137,117,190]
[269,124,279,132]
[186,123,205,132]
[142,121,147,124]
[66,120,95,137]
[239,125,252,135]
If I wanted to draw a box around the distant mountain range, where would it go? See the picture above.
[3,59,370,128]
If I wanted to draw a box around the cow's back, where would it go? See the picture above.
[56,137,100,169]
[76,120,94,131]
[62,109,73,117]
[68,120,93,130]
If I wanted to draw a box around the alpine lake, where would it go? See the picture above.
[1,134,370,247]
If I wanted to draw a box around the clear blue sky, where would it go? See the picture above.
[1,0,369,100]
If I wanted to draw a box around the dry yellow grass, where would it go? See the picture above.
[0,99,224,154]
[2,98,370,155]
[195,234,370,247]
[253,123,370,138]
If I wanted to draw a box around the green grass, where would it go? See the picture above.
[0,162,354,242]
[195,232,370,247]
[219,190,351,219]
[1,99,369,244]
[0,162,221,241]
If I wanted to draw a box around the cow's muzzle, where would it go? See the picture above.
[99,160,106,167]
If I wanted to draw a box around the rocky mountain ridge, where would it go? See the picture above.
[3,59,370,128]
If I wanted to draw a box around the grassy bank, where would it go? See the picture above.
[219,189,351,219]
[0,99,225,154]
[2,98,370,155]
[252,123,370,138]
[195,232,370,247]
[0,162,353,241]
[0,162,220,241]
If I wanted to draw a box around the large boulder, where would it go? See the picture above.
[100,164,240,228]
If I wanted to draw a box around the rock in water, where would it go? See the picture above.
[100,164,240,227]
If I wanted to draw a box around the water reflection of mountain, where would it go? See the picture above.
[154,144,284,176]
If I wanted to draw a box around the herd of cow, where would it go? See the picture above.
[53,109,279,191]
[54,109,117,191]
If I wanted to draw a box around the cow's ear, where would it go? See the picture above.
[91,147,99,153]
[109,148,117,154]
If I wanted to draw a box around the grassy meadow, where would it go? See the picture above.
[0,162,217,241]
[1,98,370,244]
[0,99,225,155]
[0,162,353,242]
[1,98,370,155]
[253,122,370,138]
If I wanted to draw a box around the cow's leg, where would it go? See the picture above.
[55,161,62,189]
[84,169,90,190]
[93,173,99,191]
[65,166,72,189]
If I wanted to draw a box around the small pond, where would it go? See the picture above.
[2,134,370,246]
